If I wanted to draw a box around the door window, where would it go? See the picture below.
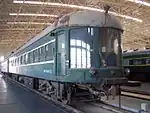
[70,28,91,68]
[57,32,66,75]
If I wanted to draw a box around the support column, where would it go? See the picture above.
[118,85,121,110]
[33,78,39,90]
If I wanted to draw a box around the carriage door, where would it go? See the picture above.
[56,31,67,76]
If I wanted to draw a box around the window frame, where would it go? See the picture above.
[69,27,92,68]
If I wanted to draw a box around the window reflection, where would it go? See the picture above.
[71,39,76,45]
[100,28,121,66]
[76,40,81,46]
[82,41,86,48]
[146,59,150,64]
[82,50,86,68]
[70,39,91,68]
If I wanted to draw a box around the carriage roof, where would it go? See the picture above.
[123,49,150,56]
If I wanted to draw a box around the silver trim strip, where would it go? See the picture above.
[13,60,54,67]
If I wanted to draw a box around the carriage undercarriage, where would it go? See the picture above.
[7,73,126,104]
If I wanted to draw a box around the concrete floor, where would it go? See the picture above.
[0,76,68,113]
[1,74,149,113]
[72,102,122,113]
[102,94,150,112]
[121,83,150,94]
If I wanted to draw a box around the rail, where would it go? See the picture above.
[120,87,150,101]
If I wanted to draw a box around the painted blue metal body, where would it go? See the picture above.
[1,10,127,85]
[4,26,125,84]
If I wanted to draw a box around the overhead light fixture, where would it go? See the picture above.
[0,28,42,31]
[9,13,58,17]
[13,0,143,22]
[127,0,150,7]
[7,22,52,25]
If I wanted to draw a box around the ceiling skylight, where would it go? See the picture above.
[13,0,143,22]
[9,13,58,17]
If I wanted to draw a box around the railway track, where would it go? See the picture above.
[120,88,150,101]
[4,76,135,113]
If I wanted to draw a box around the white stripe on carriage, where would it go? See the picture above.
[13,60,54,67]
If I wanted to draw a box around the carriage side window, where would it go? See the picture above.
[15,59,17,66]
[52,43,55,57]
[12,60,14,66]
[20,56,23,64]
[130,58,146,65]
[13,59,15,66]
[13,60,14,66]
[16,58,18,65]
[26,54,28,64]
[14,60,15,66]
[17,57,19,65]
[45,43,53,61]
[39,46,45,62]
[28,52,33,63]
[37,49,39,62]
[15,58,17,65]
[39,48,42,61]
[22,55,25,64]
[142,59,146,64]
[27,53,30,64]
[146,58,150,64]
[31,52,34,63]
[18,57,20,65]
[13,60,15,66]
[24,54,26,64]
[10,60,12,66]
[70,28,91,68]
[129,60,132,65]
[37,48,40,61]
[123,59,129,66]
[33,49,39,62]
[136,59,142,65]
[22,55,24,64]
[45,45,49,60]
[48,44,52,60]
[33,50,35,63]
[11,60,13,66]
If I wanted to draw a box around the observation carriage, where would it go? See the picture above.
[1,9,128,103]
[123,49,150,82]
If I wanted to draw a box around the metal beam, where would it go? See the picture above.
[0,15,55,23]
[0,28,43,31]
[0,3,74,14]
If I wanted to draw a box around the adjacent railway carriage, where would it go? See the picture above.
[123,50,150,82]
[1,10,127,103]
[1,60,8,73]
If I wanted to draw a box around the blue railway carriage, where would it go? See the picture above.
[123,50,150,82]
[2,10,127,103]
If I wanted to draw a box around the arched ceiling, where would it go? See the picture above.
[0,0,150,56]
